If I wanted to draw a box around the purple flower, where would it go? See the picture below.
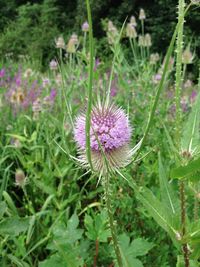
[82,21,89,32]
[49,59,58,70]
[190,90,197,104]
[0,69,5,78]
[74,102,132,173]
[50,89,57,101]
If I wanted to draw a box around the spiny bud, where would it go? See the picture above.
[130,16,137,27]
[144,34,152,47]
[139,8,146,20]
[182,46,194,64]
[55,36,65,49]
[138,35,145,47]
[175,231,182,241]
[49,59,58,70]
[126,23,137,38]
[82,21,89,32]
[15,169,26,187]
[150,53,160,64]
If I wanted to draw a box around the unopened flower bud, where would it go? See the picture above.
[139,8,146,20]
[126,23,137,38]
[144,33,152,47]
[49,59,58,70]
[82,21,89,32]
[130,16,137,27]
[175,231,182,241]
[55,36,65,49]
[182,47,194,64]
[15,169,26,187]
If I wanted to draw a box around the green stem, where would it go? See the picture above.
[180,181,190,267]
[85,0,94,171]
[134,3,191,161]
[175,0,185,150]
[104,174,123,267]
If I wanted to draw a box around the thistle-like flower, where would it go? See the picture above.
[126,23,137,39]
[182,46,194,64]
[55,36,65,49]
[130,16,137,27]
[74,102,133,174]
[139,8,146,20]
[82,21,89,32]
[49,59,58,70]
[15,169,27,187]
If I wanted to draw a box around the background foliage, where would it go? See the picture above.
[0,0,199,69]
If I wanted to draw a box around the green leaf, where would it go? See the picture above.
[0,217,30,236]
[118,233,153,267]
[84,210,111,242]
[39,253,68,267]
[181,92,200,152]
[176,255,199,267]
[158,154,179,214]
[47,213,83,250]
[0,201,7,219]
[171,156,200,179]
[127,179,180,243]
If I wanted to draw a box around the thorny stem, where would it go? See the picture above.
[180,181,190,267]
[85,0,94,171]
[104,174,123,267]
[175,0,190,266]
[194,195,199,221]
[93,239,99,267]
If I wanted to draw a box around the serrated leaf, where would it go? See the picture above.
[0,201,7,219]
[181,92,200,152]
[84,210,110,242]
[171,156,200,179]
[159,154,179,214]
[0,217,30,236]
[48,214,83,250]
[118,233,153,267]
[39,253,68,267]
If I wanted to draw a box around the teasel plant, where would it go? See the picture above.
[126,1,200,266]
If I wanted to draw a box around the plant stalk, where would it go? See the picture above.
[180,181,190,267]
[104,174,123,267]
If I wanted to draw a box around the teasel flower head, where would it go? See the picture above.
[144,33,152,47]
[191,0,200,5]
[55,36,65,49]
[126,23,137,39]
[24,68,34,78]
[49,59,58,70]
[130,16,137,27]
[82,21,89,32]
[15,169,27,187]
[138,35,145,47]
[107,21,119,45]
[32,98,42,120]
[66,34,79,53]
[74,101,133,174]
[182,46,194,64]
[139,8,146,20]
[150,53,160,64]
